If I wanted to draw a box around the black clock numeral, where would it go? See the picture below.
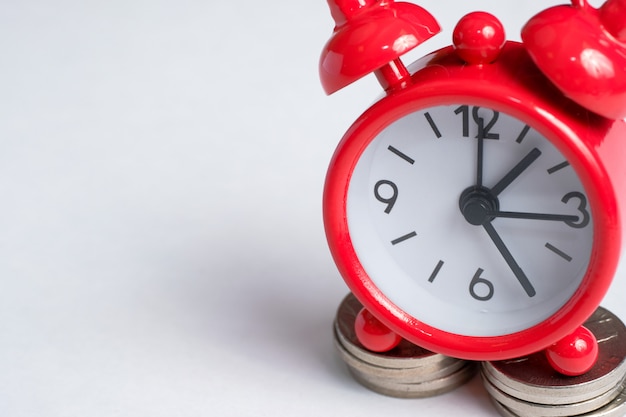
[454,105,470,137]
[562,191,590,229]
[374,180,398,213]
[469,268,494,301]
[479,107,500,140]
[454,105,500,139]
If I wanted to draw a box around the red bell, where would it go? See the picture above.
[522,0,626,120]
[319,0,440,95]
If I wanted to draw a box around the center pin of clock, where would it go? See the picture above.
[459,186,500,226]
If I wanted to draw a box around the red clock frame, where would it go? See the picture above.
[323,41,626,361]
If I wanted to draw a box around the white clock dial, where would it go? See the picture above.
[347,104,593,337]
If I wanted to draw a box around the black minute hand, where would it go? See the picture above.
[490,148,542,196]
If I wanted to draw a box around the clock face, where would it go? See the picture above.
[346,104,593,337]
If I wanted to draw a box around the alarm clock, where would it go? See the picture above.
[320,0,626,376]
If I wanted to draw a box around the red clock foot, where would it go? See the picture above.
[545,325,598,376]
[354,307,402,352]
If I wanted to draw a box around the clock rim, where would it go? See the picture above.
[323,46,621,360]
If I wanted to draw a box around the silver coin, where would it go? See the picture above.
[334,293,454,369]
[334,327,466,383]
[490,381,626,417]
[482,362,625,407]
[489,397,522,417]
[483,374,624,417]
[348,362,478,399]
[334,321,461,375]
[484,306,626,405]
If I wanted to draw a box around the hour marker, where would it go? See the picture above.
[424,112,442,138]
[391,231,417,245]
[515,125,531,143]
[548,161,570,174]
[388,146,415,164]
[428,260,444,283]
[545,243,573,262]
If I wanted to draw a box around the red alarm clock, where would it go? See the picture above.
[320,0,626,376]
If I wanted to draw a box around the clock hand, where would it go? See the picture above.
[487,211,579,222]
[476,118,485,187]
[490,148,542,196]
[482,221,536,297]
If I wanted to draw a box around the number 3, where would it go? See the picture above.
[562,192,590,229]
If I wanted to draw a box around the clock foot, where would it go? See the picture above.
[354,307,402,352]
[545,325,599,376]
[482,306,626,416]
[334,293,477,398]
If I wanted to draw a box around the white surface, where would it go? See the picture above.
[0,1,623,416]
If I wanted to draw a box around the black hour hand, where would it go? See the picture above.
[491,148,542,196]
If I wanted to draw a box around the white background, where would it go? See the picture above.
[0,1,623,416]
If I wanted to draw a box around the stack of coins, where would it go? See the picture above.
[333,293,477,398]
[481,306,626,417]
